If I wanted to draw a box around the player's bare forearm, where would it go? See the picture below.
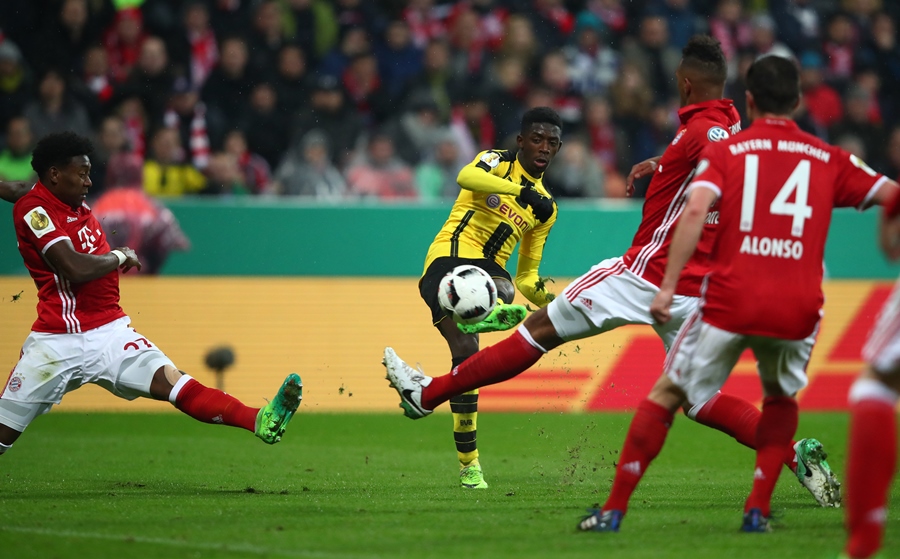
[44,241,140,283]
[0,181,32,203]
[457,165,520,196]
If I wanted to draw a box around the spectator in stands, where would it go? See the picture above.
[376,20,423,97]
[486,56,530,142]
[23,68,92,141]
[860,11,900,128]
[539,50,582,127]
[565,11,620,98]
[496,14,540,73]
[204,152,250,196]
[585,0,628,44]
[403,38,458,122]
[93,152,191,275]
[447,7,489,82]
[32,0,106,75]
[240,82,290,170]
[89,115,132,200]
[333,0,386,40]
[321,25,371,78]
[830,84,887,171]
[609,62,653,170]
[170,0,219,89]
[79,45,115,125]
[103,6,145,84]
[800,51,844,129]
[290,74,363,168]
[345,131,416,199]
[163,77,212,171]
[273,44,312,119]
[450,88,497,164]
[119,36,175,127]
[748,13,795,60]
[248,0,291,78]
[822,12,858,92]
[0,117,35,182]
[143,127,207,197]
[274,129,348,198]
[115,96,147,158]
[621,15,680,103]
[651,0,700,50]
[544,135,606,198]
[708,0,752,80]
[403,0,448,49]
[770,0,821,54]
[415,131,463,200]
[281,0,339,61]
[0,40,31,136]
[382,92,448,166]
[526,0,574,51]
[580,95,627,179]
[224,129,272,194]
[202,36,258,138]
[342,51,392,126]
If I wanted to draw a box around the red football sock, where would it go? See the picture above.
[744,396,798,516]
[422,330,543,410]
[846,399,896,559]
[693,392,799,472]
[603,399,674,513]
[173,378,259,432]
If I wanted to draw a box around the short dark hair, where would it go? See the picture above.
[681,35,727,85]
[520,106,563,135]
[31,132,93,179]
[746,55,800,115]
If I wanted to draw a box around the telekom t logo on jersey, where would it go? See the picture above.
[77,225,101,253]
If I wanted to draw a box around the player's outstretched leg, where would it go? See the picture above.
[457,303,527,335]
[255,374,303,444]
[383,347,434,419]
[793,438,842,507]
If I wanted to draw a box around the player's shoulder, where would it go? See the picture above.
[12,185,47,219]
[473,149,516,173]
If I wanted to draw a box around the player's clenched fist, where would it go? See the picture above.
[520,186,554,223]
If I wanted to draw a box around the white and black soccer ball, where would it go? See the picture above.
[438,265,498,325]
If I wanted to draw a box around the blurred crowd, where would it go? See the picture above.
[1,0,900,202]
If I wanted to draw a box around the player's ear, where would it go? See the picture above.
[745,90,756,117]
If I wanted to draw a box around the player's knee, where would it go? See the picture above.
[159,364,183,385]
[647,375,686,413]
[495,279,515,304]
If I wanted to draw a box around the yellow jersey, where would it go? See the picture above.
[423,149,558,307]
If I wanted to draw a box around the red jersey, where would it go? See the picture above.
[691,118,887,339]
[13,182,125,334]
[623,99,742,296]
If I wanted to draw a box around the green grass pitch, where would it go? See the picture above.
[0,411,895,559]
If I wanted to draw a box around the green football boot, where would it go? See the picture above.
[460,460,488,489]
[255,373,303,444]
[794,438,842,507]
[457,303,528,335]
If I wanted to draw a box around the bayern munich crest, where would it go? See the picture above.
[7,376,22,392]
[486,194,501,208]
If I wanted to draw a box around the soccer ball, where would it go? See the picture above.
[438,265,498,325]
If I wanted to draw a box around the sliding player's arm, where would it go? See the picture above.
[515,215,557,307]
[881,187,900,260]
[0,181,32,203]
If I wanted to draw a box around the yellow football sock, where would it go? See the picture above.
[450,389,479,465]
